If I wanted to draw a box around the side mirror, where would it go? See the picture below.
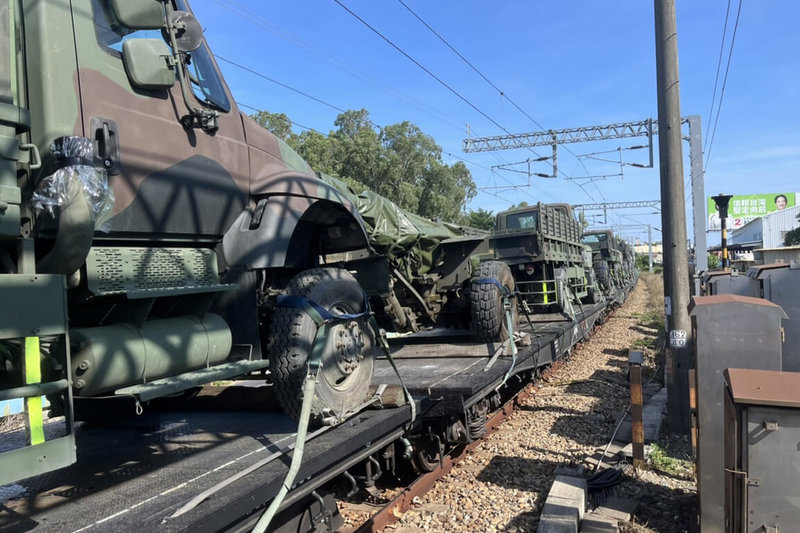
[110,0,164,30]
[122,39,175,89]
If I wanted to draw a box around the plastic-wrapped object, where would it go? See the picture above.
[30,136,114,232]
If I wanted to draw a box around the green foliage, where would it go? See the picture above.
[649,442,693,478]
[251,108,476,222]
[507,201,529,210]
[707,253,721,269]
[635,254,650,271]
[250,110,293,140]
[461,208,495,230]
[578,210,589,229]
[786,228,800,246]
[785,214,800,246]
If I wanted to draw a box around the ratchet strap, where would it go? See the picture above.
[475,278,518,384]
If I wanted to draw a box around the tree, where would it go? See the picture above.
[462,208,495,230]
[252,108,478,222]
[784,213,800,246]
[707,253,721,270]
[250,110,293,140]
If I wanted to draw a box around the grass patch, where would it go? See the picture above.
[632,337,655,349]
[649,441,694,479]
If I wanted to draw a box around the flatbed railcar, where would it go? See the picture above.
[0,299,612,533]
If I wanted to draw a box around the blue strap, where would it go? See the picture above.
[476,278,518,298]
[276,294,371,324]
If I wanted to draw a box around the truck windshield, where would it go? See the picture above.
[505,211,539,230]
[0,0,12,104]
[583,234,608,245]
[92,0,231,113]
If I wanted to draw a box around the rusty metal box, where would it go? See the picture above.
[724,368,800,533]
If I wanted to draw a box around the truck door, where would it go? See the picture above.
[70,0,249,239]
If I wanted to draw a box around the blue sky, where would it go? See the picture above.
[190,1,799,244]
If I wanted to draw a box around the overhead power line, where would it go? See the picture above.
[333,0,511,135]
[704,0,743,171]
[704,0,732,155]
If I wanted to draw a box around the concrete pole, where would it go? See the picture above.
[688,116,708,272]
[655,0,692,435]
[648,224,654,273]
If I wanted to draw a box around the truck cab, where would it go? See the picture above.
[1,0,375,483]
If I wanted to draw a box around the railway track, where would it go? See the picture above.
[336,277,694,533]
[337,309,617,532]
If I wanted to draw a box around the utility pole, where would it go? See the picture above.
[655,0,692,434]
[648,224,654,273]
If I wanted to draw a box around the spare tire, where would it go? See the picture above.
[594,260,610,291]
[268,268,375,424]
[470,261,518,342]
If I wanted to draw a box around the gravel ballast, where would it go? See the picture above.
[370,275,697,533]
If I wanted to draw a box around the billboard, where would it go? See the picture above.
[707,192,796,231]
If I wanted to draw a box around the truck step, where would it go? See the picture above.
[115,360,270,401]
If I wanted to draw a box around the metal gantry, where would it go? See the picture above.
[573,200,661,211]
[462,116,706,273]
[463,119,657,153]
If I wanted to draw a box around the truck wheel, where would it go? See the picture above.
[594,260,610,291]
[470,261,518,342]
[268,268,374,424]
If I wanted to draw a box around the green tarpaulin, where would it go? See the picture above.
[319,173,479,279]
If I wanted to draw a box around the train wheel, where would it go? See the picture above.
[471,261,518,342]
[412,438,443,473]
[269,268,374,424]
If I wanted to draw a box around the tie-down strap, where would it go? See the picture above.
[276,294,416,424]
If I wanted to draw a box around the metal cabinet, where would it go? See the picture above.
[689,295,785,533]
[724,368,800,533]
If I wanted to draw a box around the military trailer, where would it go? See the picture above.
[479,203,592,324]
[0,0,384,484]
[319,175,492,337]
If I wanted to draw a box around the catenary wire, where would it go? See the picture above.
[704,0,743,172]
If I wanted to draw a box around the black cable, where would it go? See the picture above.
[704,0,733,156]
[705,0,744,171]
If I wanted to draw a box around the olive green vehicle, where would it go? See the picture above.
[475,203,597,333]
[581,229,637,303]
[0,0,381,484]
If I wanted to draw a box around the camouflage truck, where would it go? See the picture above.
[474,203,594,332]
[582,229,629,300]
[0,0,381,483]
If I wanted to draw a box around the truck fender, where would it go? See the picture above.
[222,194,369,269]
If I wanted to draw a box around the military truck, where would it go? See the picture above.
[582,229,638,301]
[475,203,593,329]
[0,0,383,483]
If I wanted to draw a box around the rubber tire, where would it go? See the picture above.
[268,268,374,423]
[594,260,610,291]
[470,261,518,342]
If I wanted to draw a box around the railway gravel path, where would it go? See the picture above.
[362,275,696,533]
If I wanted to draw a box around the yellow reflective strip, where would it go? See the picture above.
[24,337,45,445]
[25,337,41,384]
[26,396,45,445]
[542,283,548,304]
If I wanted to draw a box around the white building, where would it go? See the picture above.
[730,204,800,249]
